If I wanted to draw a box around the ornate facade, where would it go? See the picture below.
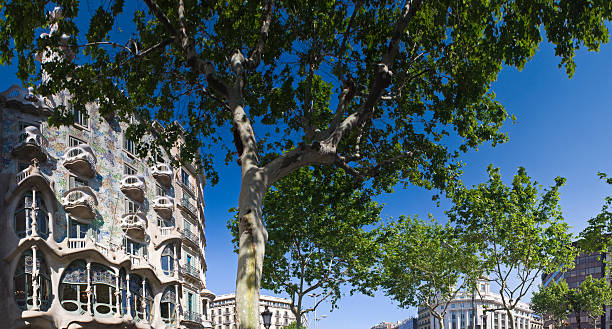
[0,82,215,329]
[209,294,296,329]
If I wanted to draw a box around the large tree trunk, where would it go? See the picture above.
[435,315,445,329]
[235,147,269,329]
[507,310,515,329]
[296,296,303,329]
[576,311,582,329]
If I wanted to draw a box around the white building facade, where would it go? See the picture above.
[417,281,540,329]
[209,293,296,329]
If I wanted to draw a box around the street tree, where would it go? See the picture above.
[2,1,612,328]
[530,279,571,329]
[574,276,612,329]
[229,166,381,329]
[377,216,482,329]
[447,166,577,329]
[579,174,612,256]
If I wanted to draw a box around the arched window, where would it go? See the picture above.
[13,250,51,310]
[119,268,127,316]
[129,274,144,321]
[60,260,88,314]
[144,280,154,322]
[160,286,176,324]
[91,263,116,317]
[161,244,175,276]
[14,190,49,238]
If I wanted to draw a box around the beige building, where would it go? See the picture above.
[209,293,296,329]
[0,17,215,326]
[417,281,538,329]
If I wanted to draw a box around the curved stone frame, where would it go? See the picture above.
[12,248,51,311]
[5,173,57,242]
[161,244,175,276]
[91,263,117,318]
[160,285,177,324]
[59,260,88,315]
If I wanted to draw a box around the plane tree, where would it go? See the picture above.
[2,1,612,328]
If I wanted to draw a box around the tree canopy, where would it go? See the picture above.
[2,1,612,328]
[229,166,381,329]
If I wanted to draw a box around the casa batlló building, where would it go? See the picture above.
[0,11,215,327]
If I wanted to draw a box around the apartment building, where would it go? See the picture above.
[209,293,296,329]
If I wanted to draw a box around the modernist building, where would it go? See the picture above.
[209,293,296,329]
[417,280,539,329]
[541,250,609,329]
[0,82,215,327]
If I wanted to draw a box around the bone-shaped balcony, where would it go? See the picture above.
[152,196,174,218]
[151,163,173,187]
[63,144,97,178]
[12,126,49,162]
[120,212,147,240]
[62,187,98,220]
[120,175,145,202]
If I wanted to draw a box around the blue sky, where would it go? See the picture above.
[2,11,612,329]
[201,40,612,328]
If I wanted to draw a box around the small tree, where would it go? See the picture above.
[531,280,571,329]
[447,166,577,329]
[377,216,482,329]
[229,167,381,329]
[575,276,612,329]
[580,173,612,255]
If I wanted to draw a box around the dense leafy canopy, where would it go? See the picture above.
[447,166,576,329]
[229,167,381,329]
[377,216,482,329]
[531,279,572,329]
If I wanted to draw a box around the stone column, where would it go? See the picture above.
[141,278,148,323]
[174,244,180,279]
[126,273,132,318]
[30,191,38,237]
[175,285,181,323]
[31,245,40,310]
[114,267,121,318]
[86,262,93,316]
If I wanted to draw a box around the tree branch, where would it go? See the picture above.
[246,0,274,69]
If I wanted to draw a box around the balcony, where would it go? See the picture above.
[182,228,199,246]
[178,197,198,218]
[0,84,50,113]
[181,263,200,280]
[67,238,86,249]
[12,126,49,162]
[182,311,202,324]
[63,144,97,178]
[62,187,98,220]
[151,163,173,187]
[152,196,174,218]
[120,175,145,202]
[120,212,147,240]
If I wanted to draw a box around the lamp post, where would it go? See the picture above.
[261,306,272,329]
[315,314,327,329]
[308,293,323,329]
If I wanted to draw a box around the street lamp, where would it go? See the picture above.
[261,306,272,329]
[308,293,324,329]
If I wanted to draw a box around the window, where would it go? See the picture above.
[161,286,176,324]
[181,168,193,191]
[69,136,86,147]
[161,244,175,276]
[13,250,51,311]
[68,218,88,239]
[14,189,49,239]
[124,164,137,176]
[73,107,88,128]
[125,198,140,213]
[69,175,88,189]
[123,133,136,156]
[129,274,144,320]
[123,238,147,258]
[60,260,88,314]
[91,263,117,317]
[158,216,175,228]
[156,184,167,197]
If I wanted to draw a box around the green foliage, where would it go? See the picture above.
[579,173,612,256]
[1,0,610,193]
[228,166,381,318]
[377,216,482,322]
[532,277,612,329]
[447,166,576,327]
[531,280,571,329]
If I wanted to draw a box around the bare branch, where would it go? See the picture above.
[247,0,274,69]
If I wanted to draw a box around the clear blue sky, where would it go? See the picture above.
[2,13,612,329]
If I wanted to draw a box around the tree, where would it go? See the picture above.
[447,166,577,329]
[229,167,381,329]
[531,280,572,329]
[574,276,612,329]
[2,2,612,328]
[531,277,612,329]
[579,173,612,255]
[377,216,482,329]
